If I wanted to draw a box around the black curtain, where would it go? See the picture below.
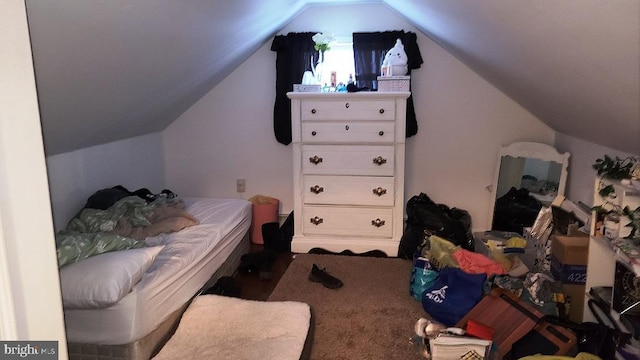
[352,31,423,137]
[271,32,318,145]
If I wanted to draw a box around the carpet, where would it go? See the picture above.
[152,295,311,360]
[268,253,427,360]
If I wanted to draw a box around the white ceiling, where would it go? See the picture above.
[26,0,639,156]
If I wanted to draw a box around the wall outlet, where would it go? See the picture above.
[236,179,246,193]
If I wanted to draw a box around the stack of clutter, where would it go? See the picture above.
[405,193,609,359]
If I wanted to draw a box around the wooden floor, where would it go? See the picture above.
[233,243,295,301]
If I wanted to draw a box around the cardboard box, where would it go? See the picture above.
[550,234,589,322]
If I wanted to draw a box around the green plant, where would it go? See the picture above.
[592,182,640,240]
[598,184,616,198]
[622,205,640,239]
[592,155,637,179]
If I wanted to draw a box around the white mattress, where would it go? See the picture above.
[63,197,252,344]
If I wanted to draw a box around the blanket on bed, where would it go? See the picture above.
[57,196,199,267]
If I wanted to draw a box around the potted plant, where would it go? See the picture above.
[592,155,637,180]
[592,155,640,241]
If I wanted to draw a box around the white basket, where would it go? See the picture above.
[377,76,410,92]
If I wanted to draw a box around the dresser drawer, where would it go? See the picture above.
[302,145,395,176]
[301,122,394,143]
[301,100,396,121]
[302,206,393,238]
[303,175,394,206]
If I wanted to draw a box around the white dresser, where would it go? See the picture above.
[287,91,410,256]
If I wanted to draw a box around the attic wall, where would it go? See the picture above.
[46,132,166,231]
[163,3,555,231]
[555,133,639,207]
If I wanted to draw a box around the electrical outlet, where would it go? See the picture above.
[236,179,246,193]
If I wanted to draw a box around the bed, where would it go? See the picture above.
[58,195,252,360]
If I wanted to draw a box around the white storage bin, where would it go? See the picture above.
[377,76,410,92]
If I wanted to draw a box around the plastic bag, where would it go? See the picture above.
[409,256,439,300]
[421,267,486,326]
[422,235,461,270]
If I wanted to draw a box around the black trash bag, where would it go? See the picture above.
[398,193,475,259]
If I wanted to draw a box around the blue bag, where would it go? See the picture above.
[421,267,486,326]
[409,256,438,300]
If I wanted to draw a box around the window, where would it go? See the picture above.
[318,36,355,89]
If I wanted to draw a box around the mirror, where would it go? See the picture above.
[487,142,570,233]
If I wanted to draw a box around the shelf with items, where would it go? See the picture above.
[590,177,640,241]
[584,176,640,323]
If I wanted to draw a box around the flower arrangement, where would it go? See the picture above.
[312,32,335,53]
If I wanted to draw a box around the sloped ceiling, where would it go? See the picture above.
[384,0,639,154]
[26,0,639,156]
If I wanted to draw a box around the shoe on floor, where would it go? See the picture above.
[309,264,343,289]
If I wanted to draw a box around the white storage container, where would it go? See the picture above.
[377,76,410,92]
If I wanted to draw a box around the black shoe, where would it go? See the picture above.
[309,264,343,289]
[238,250,277,279]
[202,276,241,298]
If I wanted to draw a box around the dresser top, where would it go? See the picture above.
[287,91,410,100]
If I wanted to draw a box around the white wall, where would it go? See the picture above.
[0,1,67,355]
[555,133,639,207]
[163,40,290,204]
[164,3,554,230]
[47,132,166,231]
[405,23,554,231]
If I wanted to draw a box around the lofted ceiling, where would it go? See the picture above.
[26,0,639,156]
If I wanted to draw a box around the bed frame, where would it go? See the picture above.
[67,232,250,360]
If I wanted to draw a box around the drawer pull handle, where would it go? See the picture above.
[372,187,387,196]
[371,218,386,227]
[379,131,384,136]
[345,125,350,130]
[310,185,324,194]
[372,156,387,166]
[309,155,323,165]
[345,103,350,109]
[311,131,317,136]
[311,109,316,114]
[379,108,385,114]
[310,216,324,226]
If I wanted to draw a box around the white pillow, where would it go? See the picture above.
[60,246,164,309]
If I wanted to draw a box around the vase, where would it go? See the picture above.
[312,51,325,85]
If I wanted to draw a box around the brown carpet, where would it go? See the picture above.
[267,253,427,360]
